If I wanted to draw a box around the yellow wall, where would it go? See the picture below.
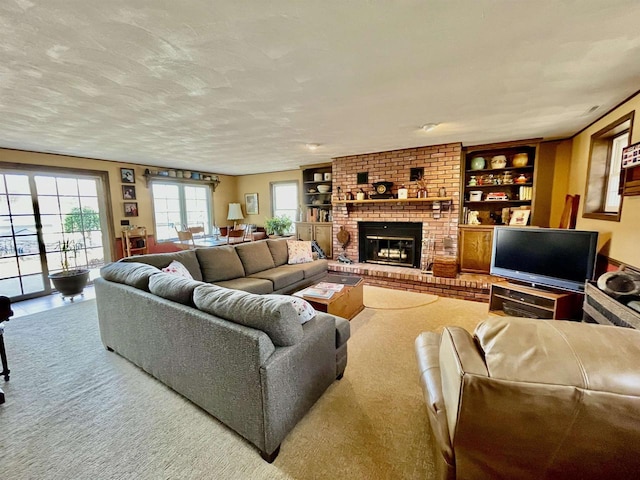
[0,148,237,241]
[566,92,640,266]
[235,169,302,226]
[549,139,573,227]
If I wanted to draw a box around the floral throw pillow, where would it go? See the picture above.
[287,240,313,264]
[265,294,316,324]
[162,260,194,279]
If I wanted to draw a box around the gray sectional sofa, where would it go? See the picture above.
[123,238,328,294]
[95,238,349,462]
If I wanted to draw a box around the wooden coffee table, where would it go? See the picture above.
[295,275,364,320]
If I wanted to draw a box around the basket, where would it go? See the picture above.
[433,256,458,278]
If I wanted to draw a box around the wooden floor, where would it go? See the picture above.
[8,285,96,319]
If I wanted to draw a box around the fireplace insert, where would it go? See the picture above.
[358,222,422,268]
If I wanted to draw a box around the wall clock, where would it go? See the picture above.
[371,181,394,199]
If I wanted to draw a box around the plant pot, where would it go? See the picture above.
[49,269,90,297]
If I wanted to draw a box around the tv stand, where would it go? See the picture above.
[489,282,583,320]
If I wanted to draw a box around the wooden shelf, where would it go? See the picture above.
[464,200,532,205]
[143,173,220,191]
[122,227,148,257]
[465,183,533,188]
[333,196,452,205]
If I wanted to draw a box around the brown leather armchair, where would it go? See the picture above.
[415,317,640,480]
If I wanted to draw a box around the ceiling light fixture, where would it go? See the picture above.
[421,123,439,132]
[306,143,320,150]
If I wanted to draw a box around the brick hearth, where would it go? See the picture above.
[328,261,497,303]
[331,143,462,271]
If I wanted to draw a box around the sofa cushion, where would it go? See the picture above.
[100,262,160,291]
[214,277,274,294]
[249,265,304,291]
[235,241,276,275]
[193,284,304,346]
[264,294,316,324]
[121,250,202,282]
[196,246,245,282]
[148,272,205,306]
[293,259,328,279]
[267,238,289,266]
[287,240,313,264]
[162,260,194,279]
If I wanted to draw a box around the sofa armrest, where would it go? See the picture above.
[259,314,336,454]
[415,332,455,477]
[439,327,488,444]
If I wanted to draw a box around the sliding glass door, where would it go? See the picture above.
[0,168,111,301]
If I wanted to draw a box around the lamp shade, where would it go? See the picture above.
[227,203,244,221]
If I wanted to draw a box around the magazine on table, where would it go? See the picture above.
[299,287,335,299]
[314,282,345,292]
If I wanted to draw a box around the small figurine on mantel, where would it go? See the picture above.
[468,210,481,225]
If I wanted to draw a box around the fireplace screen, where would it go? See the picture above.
[365,236,415,266]
[358,222,422,268]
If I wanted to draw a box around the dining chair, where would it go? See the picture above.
[227,229,245,244]
[187,225,206,238]
[175,228,195,248]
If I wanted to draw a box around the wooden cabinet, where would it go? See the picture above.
[458,225,494,273]
[489,282,583,320]
[295,222,333,258]
[302,163,332,223]
[461,140,541,226]
[122,227,148,257]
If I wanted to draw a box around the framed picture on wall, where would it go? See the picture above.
[122,185,136,200]
[124,202,138,217]
[245,193,259,215]
[121,168,135,183]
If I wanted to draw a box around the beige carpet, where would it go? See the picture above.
[364,285,438,309]
[0,287,488,480]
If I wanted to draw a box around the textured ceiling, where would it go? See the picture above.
[1,1,640,175]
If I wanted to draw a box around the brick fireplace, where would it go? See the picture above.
[331,143,462,271]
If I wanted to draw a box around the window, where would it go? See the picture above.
[0,167,110,301]
[270,181,298,233]
[152,182,212,241]
[584,112,633,221]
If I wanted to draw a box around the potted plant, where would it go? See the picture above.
[264,215,293,236]
[48,239,90,299]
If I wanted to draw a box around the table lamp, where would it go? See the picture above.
[227,203,244,230]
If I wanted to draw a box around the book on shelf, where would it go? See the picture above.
[299,287,335,299]
[314,281,345,291]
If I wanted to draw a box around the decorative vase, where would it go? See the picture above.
[490,155,507,169]
[470,157,486,170]
[417,188,428,198]
[512,153,529,167]
[468,176,477,186]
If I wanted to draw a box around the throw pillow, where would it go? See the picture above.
[162,260,194,279]
[264,294,316,324]
[287,240,313,265]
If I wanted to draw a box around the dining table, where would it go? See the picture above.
[172,236,246,250]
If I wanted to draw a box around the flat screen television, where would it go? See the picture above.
[490,227,599,293]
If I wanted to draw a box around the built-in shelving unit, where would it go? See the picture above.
[461,140,540,225]
[302,163,333,222]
